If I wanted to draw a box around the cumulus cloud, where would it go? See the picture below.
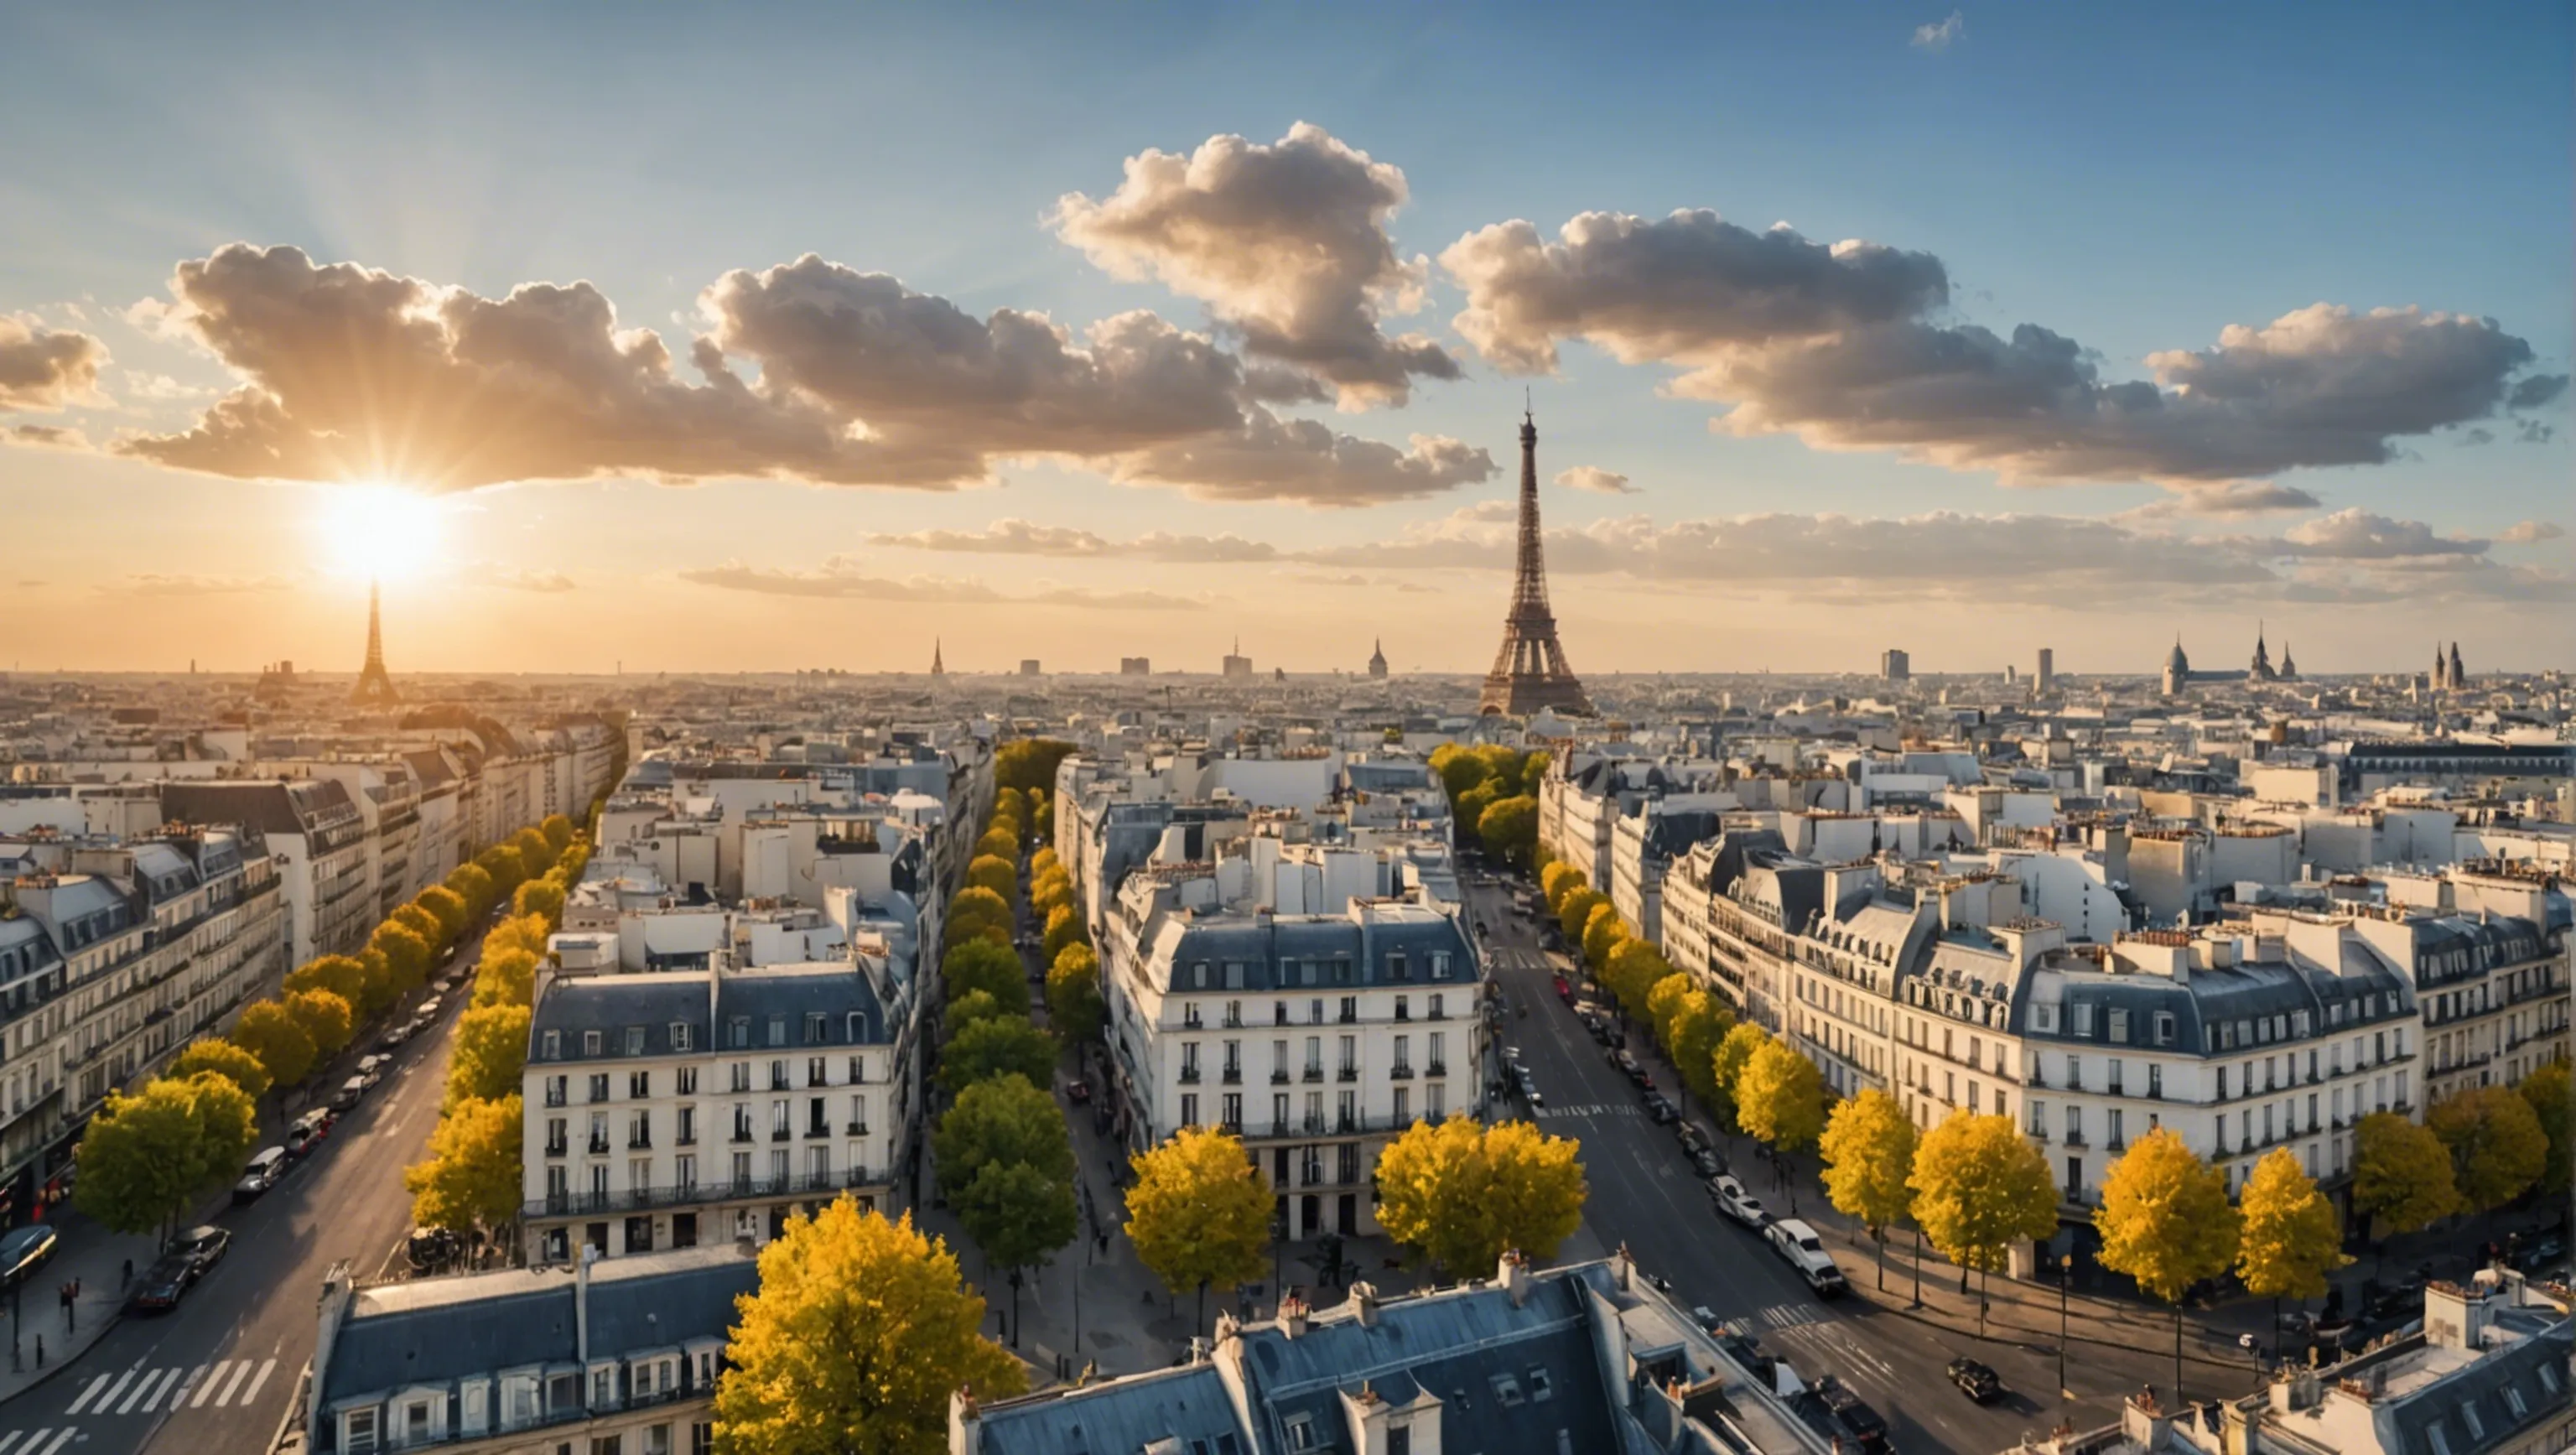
[106,243,1483,507]
[679,557,1205,610]
[0,316,108,412]
[2116,481,2321,521]
[2499,520,2566,544]
[1055,123,1458,407]
[2506,373,2568,410]
[1913,11,1965,48]
[869,518,1278,562]
[2277,507,2484,561]
[5,423,91,449]
[1554,465,1637,495]
[120,371,211,402]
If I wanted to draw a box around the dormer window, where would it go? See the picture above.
[730,1016,750,1048]
[845,1011,865,1042]
[584,1031,604,1057]
[768,1015,787,1047]
[671,1021,693,1052]
[805,1012,826,1044]
[543,1030,562,1059]
[626,1026,646,1056]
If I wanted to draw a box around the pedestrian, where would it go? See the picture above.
[121,1258,132,1290]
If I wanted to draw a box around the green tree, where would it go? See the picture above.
[1735,1040,1826,1153]
[943,938,1030,1017]
[284,954,369,1009]
[1477,795,1540,870]
[1374,1115,1587,1276]
[448,1003,534,1104]
[967,854,1018,904]
[2353,1111,2460,1235]
[513,876,568,923]
[372,921,433,991]
[170,1039,273,1101]
[1710,1023,1769,1132]
[948,886,1014,945]
[2429,1086,2548,1212]
[1819,1089,1918,1290]
[1126,1127,1274,1331]
[231,1000,319,1088]
[283,987,356,1057]
[1540,862,1586,914]
[73,1073,257,1244]
[1046,944,1105,1047]
[2236,1147,2352,1352]
[1908,1110,2059,1333]
[933,1075,1073,1197]
[937,1017,1057,1094]
[404,1094,525,1234]
[470,945,542,1010]
[713,1202,1025,1453]
[2519,1060,2573,1195]
[1581,901,1628,974]
[415,885,470,944]
[943,990,1010,1041]
[444,862,496,917]
[1556,889,1607,944]
[952,1160,1076,1341]
[1041,903,1087,961]
[2096,1127,2241,1401]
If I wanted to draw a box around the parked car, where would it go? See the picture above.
[357,1054,391,1087]
[1675,1123,1710,1156]
[174,1224,232,1274]
[1642,1093,1678,1124]
[235,1146,290,1201]
[330,1074,371,1112]
[415,996,443,1019]
[377,1021,415,1049]
[1947,1357,2003,1402]
[408,1226,463,1272]
[286,1107,335,1158]
[1690,1148,1726,1179]
[431,975,456,995]
[1689,1305,1727,1334]
[1765,1219,1848,1297]
[0,1224,58,1288]
[1710,1176,1770,1229]
[1812,1374,1890,1453]
[126,1253,200,1313]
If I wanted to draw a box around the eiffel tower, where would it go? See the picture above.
[350,579,400,706]
[1478,407,1592,717]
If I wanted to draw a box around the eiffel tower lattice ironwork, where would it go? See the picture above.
[350,579,400,706]
[1478,408,1592,717]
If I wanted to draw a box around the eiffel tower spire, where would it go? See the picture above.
[930,637,945,676]
[1478,405,1592,717]
[350,578,399,705]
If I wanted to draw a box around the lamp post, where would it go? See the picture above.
[2058,1253,2073,1404]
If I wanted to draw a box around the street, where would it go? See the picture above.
[1466,876,2200,1455]
[0,948,472,1455]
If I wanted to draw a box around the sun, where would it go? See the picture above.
[314,484,446,583]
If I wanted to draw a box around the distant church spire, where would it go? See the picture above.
[930,637,944,676]
[350,579,399,706]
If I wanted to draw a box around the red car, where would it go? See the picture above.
[1553,975,1572,1004]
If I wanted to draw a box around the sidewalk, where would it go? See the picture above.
[0,1206,165,1403]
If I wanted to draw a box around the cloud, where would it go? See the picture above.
[869,518,1278,562]
[1441,210,1948,374]
[2506,373,2568,410]
[119,371,210,402]
[107,572,297,596]
[1054,122,1458,407]
[4,423,91,450]
[1554,465,1637,495]
[2499,520,2565,544]
[2277,507,2485,561]
[1912,11,1965,49]
[2116,481,2321,521]
[679,557,1204,610]
[0,316,108,412]
[460,562,576,593]
[107,243,1485,507]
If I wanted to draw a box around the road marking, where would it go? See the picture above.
[190,1360,231,1407]
[239,1359,278,1406]
[65,1375,110,1415]
[35,1431,75,1455]
[115,1367,173,1415]
[0,1430,27,1454]
[141,1365,188,1412]
[2,1432,42,1455]
[169,1364,208,1406]
[91,1370,137,1414]
[214,1358,254,1406]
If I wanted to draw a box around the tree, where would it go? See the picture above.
[356,948,401,1018]
[2429,1087,2548,1212]
[1666,991,1731,1107]
[1556,889,1607,943]
[1603,938,1670,1018]
[948,886,1014,945]
[444,862,496,917]
[1820,1089,1917,1290]
[993,786,1029,824]
[1041,903,1087,962]
[74,1073,257,1244]
[1046,944,1105,1047]
[1908,1110,2058,1333]
[714,1201,1025,1454]
[976,827,1019,861]
[471,945,542,1010]
[1520,750,1551,794]
[1126,1127,1273,1331]
[284,954,368,1009]
[967,854,1018,904]
[283,987,356,1057]
[1030,847,1061,880]
[952,1159,1076,1342]
[1478,795,1540,868]
[943,939,1030,1017]
[2236,1147,2351,1355]
[2095,1127,2241,1402]
[393,902,447,954]
[1581,901,1628,974]
[509,826,558,877]
[231,1000,319,1088]
[1735,1040,1826,1153]
[540,813,576,856]
[475,843,527,899]
[170,1039,273,1101]
[449,1003,534,1104]
[1710,1023,1769,1132]
[372,921,433,990]
[1031,868,1074,922]
[995,739,1076,796]
[513,876,568,924]
[943,990,1010,1041]
[2519,1060,2573,1196]
[2353,1111,2460,1235]
[1374,1115,1587,1276]
[1540,862,1586,914]
[933,1075,1073,1197]
[404,1094,525,1234]
[414,885,470,944]
[1430,744,1488,803]
[937,1017,1057,1094]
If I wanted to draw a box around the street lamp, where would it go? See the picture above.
[2058,1253,2073,1404]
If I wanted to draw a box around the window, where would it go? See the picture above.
[730,1016,749,1048]
[584,1030,605,1057]
[631,1071,651,1099]
[1180,1093,1197,1127]
[671,1021,692,1052]
[345,1407,380,1453]
[805,1012,826,1044]
[768,1015,787,1047]
[543,1030,562,1059]
[2107,1009,2129,1044]
[678,1066,698,1096]
[1490,1372,1526,1407]
[846,1011,865,1042]
[2071,1003,2095,1037]
[1285,1414,1317,1450]
[1528,1366,1554,1401]
[626,1026,646,1056]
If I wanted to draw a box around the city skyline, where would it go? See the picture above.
[3,2,2569,675]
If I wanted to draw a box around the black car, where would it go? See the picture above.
[127,1253,199,1313]
[0,1224,58,1288]
[1690,1148,1726,1178]
[1947,1357,2003,1402]
[1813,1375,1891,1453]
[174,1224,231,1274]
[1643,1093,1679,1124]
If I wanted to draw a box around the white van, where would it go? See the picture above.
[234,1146,288,1201]
[331,1074,369,1112]
[1764,1219,1848,1297]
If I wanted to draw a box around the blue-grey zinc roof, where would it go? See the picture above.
[529,974,711,1062]
[1155,913,1474,995]
[583,1256,760,1356]
[2383,1317,2573,1455]
[714,966,890,1045]
[320,1284,576,1403]
[972,1365,1240,1455]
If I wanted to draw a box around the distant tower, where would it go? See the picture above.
[1222,637,1254,679]
[1478,407,1592,716]
[2277,642,2297,681]
[350,579,399,706]
[1368,639,1389,678]
[2162,636,2191,697]
[930,638,945,676]
[2035,647,2055,694]
[2448,642,2465,690]
[1880,648,1911,683]
[2247,621,2276,683]
[2432,642,2449,691]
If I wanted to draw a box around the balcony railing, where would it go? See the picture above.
[587,1135,611,1155]
[1389,1063,1414,1080]
[545,1141,569,1158]
[1337,1066,1358,1083]
[806,1123,831,1140]
[524,1168,882,1220]
[1426,1062,1446,1078]
[771,1127,792,1142]
[1221,1068,1242,1085]
[1270,1071,1291,1085]
[846,1121,870,1136]
[1302,1067,1323,1083]
[627,1135,652,1151]
[1177,1067,1202,1084]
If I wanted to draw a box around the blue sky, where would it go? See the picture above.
[1,1,2567,674]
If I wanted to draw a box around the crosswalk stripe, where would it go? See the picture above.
[239,1359,278,1406]
[65,1375,110,1416]
[115,1366,164,1415]
[4,1432,41,1455]
[91,1370,137,1413]
[138,1366,186,1413]
[214,1359,253,1406]
[190,1360,231,1407]
[34,1430,75,1455]
[0,1430,28,1454]
[170,1363,208,1406]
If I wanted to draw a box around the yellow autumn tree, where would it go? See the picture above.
[2094,1127,2241,1403]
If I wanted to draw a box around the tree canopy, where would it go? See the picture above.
[283,987,355,1058]
[933,1075,1073,1197]
[996,739,1077,797]
[170,1038,273,1101]
[2094,1128,2240,1305]
[448,1003,534,1105]
[1041,902,1086,961]
[1477,795,1540,869]
[1581,901,1628,973]
[1736,1040,1826,1152]
[2428,1087,2547,1212]
[1374,1115,1587,1276]
[2520,1060,2573,1195]
[1908,1111,2058,1275]
[1124,1128,1273,1306]
[1046,944,1105,1047]
[405,1094,526,1234]
[1540,862,1586,913]
[231,999,319,1088]
[951,1159,1076,1280]
[2236,1147,2350,1302]
[74,1073,257,1239]
[937,1017,1057,1094]
[712,1202,1024,1455]
[1709,1023,1770,1133]
[943,939,1030,1017]
[1819,1088,1917,1239]
[2353,1111,2459,1234]
[1555,888,1608,943]
[966,854,1019,905]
